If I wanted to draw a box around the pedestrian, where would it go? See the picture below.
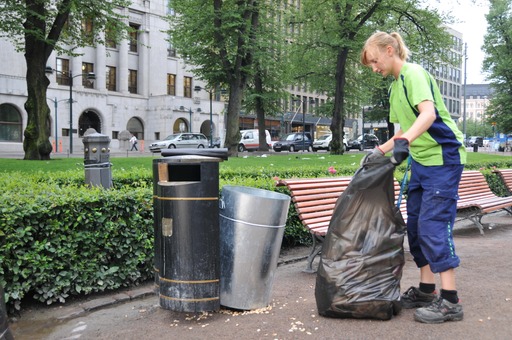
[130,133,138,151]
[360,31,467,324]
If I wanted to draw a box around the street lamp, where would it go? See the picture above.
[45,66,96,154]
[361,105,372,136]
[179,106,194,132]
[46,97,70,153]
[194,85,213,147]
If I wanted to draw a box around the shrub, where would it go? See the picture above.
[0,176,153,312]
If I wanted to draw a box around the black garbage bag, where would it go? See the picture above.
[315,156,406,320]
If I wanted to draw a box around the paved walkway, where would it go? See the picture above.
[8,212,512,339]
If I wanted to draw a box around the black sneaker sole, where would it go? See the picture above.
[414,311,464,324]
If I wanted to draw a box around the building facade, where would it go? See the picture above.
[0,0,226,154]
[463,84,492,122]
[429,27,464,120]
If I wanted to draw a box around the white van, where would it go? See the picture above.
[238,129,271,152]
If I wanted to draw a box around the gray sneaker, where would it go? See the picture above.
[401,286,436,309]
[414,297,464,324]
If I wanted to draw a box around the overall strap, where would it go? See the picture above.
[397,156,412,209]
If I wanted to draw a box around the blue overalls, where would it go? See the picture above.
[406,159,464,273]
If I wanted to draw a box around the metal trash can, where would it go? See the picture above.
[83,132,112,188]
[1,285,14,340]
[473,144,478,152]
[219,186,291,310]
[153,149,227,312]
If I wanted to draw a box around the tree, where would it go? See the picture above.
[290,0,453,154]
[0,0,130,160]
[240,3,293,151]
[169,0,267,156]
[456,118,495,139]
[482,0,512,134]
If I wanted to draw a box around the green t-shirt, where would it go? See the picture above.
[389,63,466,166]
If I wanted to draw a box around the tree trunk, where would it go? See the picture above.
[254,72,269,151]
[23,56,52,160]
[23,0,52,160]
[224,78,246,157]
[330,47,349,155]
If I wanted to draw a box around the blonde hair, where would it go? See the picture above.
[361,31,410,65]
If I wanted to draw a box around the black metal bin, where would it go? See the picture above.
[153,149,227,312]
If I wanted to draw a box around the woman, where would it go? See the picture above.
[360,31,466,324]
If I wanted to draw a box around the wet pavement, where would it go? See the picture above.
[7,212,512,340]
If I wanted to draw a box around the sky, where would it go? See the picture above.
[426,0,490,84]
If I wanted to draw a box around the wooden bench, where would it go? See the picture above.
[276,176,407,273]
[492,169,512,195]
[276,170,512,273]
[456,170,512,234]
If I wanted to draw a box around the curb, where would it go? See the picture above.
[48,252,310,322]
[53,286,155,321]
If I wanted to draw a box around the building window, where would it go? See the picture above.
[82,62,94,88]
[167,74,176,95]
[184,76,192,98]
[82,18,94,44]
[129,24,139,53]
[168,43,176,57]
[56,58,70,86]
[128,69,138,94]
[0,104,22,142]
[106,66,117,91]
[105,28,116,49]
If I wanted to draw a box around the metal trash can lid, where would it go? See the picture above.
[82,132,111,143]
[161,148,228,160]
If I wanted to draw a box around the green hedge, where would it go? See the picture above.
[0,176,153,312]
[1,160,511,312]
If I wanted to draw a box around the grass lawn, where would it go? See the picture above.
[0,151,510,174]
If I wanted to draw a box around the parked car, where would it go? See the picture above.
[312,134,348,152]
[238,129,271,152]
[312,134,332,152]
[149,133,208,152]
[346,134,380,151]
[273,132,313,152]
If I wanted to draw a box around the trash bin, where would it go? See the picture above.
[1,285,14,340]
[219,186,291,310]
[83,132,112,188]
[473,144,478,152]
[153,148,227,312]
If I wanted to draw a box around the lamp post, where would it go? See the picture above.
[361,105,372,136]
[463,43,468,141]
[179,106,194,132]
[45,67,96,154]
[46,97,70,153]
[194,85,213,147]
